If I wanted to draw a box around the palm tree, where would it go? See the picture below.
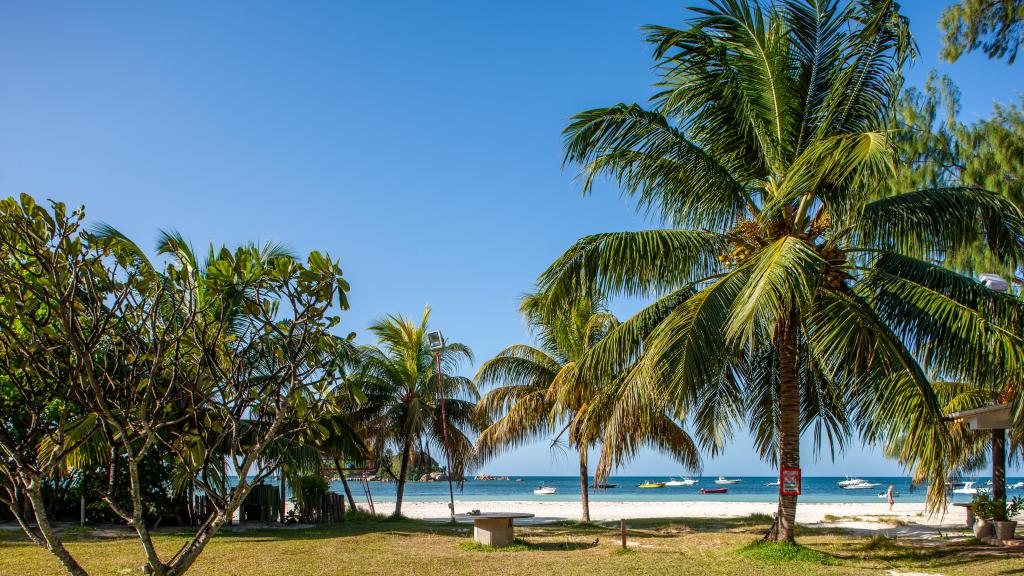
[474,294,700,522]
[538,0,1024,542]
[350,307,483,517]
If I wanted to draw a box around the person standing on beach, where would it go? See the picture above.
[887,484,894,511]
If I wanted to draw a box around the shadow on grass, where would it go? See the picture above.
[0,515,471,549]
[824,531,1024,572]
[458,537,600,553]
[5,513,1020,574]
[596,513,779,540]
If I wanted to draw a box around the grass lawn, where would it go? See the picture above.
[1,515,1020,576]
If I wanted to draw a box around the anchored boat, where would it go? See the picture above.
[700,487,728,494]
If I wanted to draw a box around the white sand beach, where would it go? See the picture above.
[383,500,965,529]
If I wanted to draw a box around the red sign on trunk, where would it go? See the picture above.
[780,467,801,496]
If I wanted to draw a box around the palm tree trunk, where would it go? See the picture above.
[393,435,414,517]
[334,458,357,511]
[767,313,800,543]
[579,449,591,523]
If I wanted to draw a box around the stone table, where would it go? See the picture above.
[454,512,535,547]
[953,502,974,528]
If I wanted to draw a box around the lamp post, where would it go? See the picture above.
[980,273,1009,502]
[427,330,456,522]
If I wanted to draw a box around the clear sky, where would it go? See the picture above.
[1,1,1020,477]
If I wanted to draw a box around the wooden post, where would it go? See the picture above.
[620,518,626,549]
[79,496,85,526]
[280,474,287,523]
[993,428,1007,501]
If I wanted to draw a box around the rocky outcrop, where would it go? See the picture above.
[474,473,511,481]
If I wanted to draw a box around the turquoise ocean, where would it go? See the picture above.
[333,476,1019,504]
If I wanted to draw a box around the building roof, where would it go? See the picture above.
[946,403,1012,430]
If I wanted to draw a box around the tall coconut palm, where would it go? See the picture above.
[474,294,700,522]
[539,0,1024,542]
[350,307,483,517]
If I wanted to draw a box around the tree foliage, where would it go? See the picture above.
[474,293,699,522]
[889,71,1024,278]
[347,307,484,517]
[539,0,1024,542]
[0,194,351,576]
[940,0,1024,64]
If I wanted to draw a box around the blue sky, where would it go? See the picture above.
[1,1,1020,477]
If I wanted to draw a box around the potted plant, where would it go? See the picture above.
[973,493,995,538]
[992,496,1023,540]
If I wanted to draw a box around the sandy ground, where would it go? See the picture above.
[378,500,968,531]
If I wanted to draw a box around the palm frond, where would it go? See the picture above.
[726,236,824,345]
[855,187,1024,265]
[536,230,726,309]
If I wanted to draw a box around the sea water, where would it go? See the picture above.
[333,476,1016,504]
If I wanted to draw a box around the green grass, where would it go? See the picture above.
[0,516,1018,576]
[738,540,839,565]
[459,539,535,553]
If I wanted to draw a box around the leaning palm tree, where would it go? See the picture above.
[349,307,483,517]
[538,0,1024,542]
[474,293,700,522]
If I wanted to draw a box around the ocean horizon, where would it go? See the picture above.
[335,475,1016,505]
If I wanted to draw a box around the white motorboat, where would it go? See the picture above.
[952,481,987,495]
[533,484,557,495]
[837,476,868,488]
[1010,481,1024,490]
[764,480,780,487]
[665,477,699,486]
[714,476,740,485]
[841,479,880,489]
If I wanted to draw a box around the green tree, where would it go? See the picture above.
[539,0,1024,542]
[886,73,1024,498]
[941,0,1024,64]
[350,308,483,517]
[474,294,698,522]
[890,71,1024,279]
[0,195,352,576]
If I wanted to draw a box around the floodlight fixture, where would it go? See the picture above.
[427,330,445,352]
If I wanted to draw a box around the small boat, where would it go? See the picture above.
[637,481,666,489]
[515,478,524,482]
[837,476,868,488]
[764,480,780,487]
[842,480,880,490]
[1010,481,1024,490]
[665,478,698,487]
[593,483,617,489]
[952,481,987,495]
[714,476,740,485]
[700,487,728,494]
[533,484,557,495]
